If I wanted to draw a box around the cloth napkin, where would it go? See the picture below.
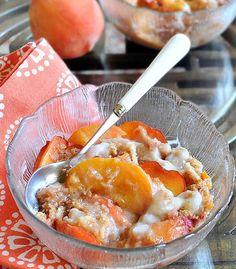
[0,38,86,269]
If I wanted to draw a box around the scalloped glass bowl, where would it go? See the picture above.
[99,0,236,48]
[6,82,234,268]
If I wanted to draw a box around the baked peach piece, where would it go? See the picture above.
[119,121,167,143]
[34,136,67,170]
[69,123,126,146]
[127,217,191,246]
[141,161,186,196]
[89,195,131,227]
[137,0,188,12]
[29,0,104,59]
[56,219,102,246]
[66,158,152,215]
[34,136,80,170]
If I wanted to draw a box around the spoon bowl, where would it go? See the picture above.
[25,160,69,212]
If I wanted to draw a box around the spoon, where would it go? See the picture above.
[25,34,191,213]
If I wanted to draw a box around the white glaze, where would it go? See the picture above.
[144,186,203,220]
[132,223,150,235]
[140,213,160,224]
[85,142,111,159]
[166,147,190,170]
[178,190,203,215]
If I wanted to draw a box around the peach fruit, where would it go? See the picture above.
[29,0,105,59]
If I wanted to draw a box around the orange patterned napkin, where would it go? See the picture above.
[0,38,83,269]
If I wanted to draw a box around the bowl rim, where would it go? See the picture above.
[6,82,235,254]
[114,0,235,15]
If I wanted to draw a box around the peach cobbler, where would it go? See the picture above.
[125,0,228,12]
[35,121,213,247]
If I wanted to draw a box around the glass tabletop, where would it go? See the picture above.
[0,1,236,267]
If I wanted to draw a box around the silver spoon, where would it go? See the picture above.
[25,34,191,213]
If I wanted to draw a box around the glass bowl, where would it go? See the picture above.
[6,82,234,268]
[99,0,236,48]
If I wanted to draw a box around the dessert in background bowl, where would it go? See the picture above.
[99,0,236,48]
[6,82,234,268]
[127,0,228,12]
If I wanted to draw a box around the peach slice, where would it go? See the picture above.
[88,195,131,227]
[150,218,190,243]
[127,217,190,247]
[119,121,167,143]
[66,158,152,215]
[140,161,186,196]
[33,137,81,170]
[69,123,126,146]
[34,136,68,170]
[56,219,101,246]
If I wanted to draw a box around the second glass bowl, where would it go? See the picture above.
[99,0,236,48]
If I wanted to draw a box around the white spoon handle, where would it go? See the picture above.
[69,34,191,167]
[118,34,191,112]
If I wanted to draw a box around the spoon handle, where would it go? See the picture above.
[118,34,191,112]
[69,34,191,167]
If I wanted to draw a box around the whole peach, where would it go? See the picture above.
[29,0,105,59]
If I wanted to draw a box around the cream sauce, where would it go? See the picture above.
[141,185,202,221]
